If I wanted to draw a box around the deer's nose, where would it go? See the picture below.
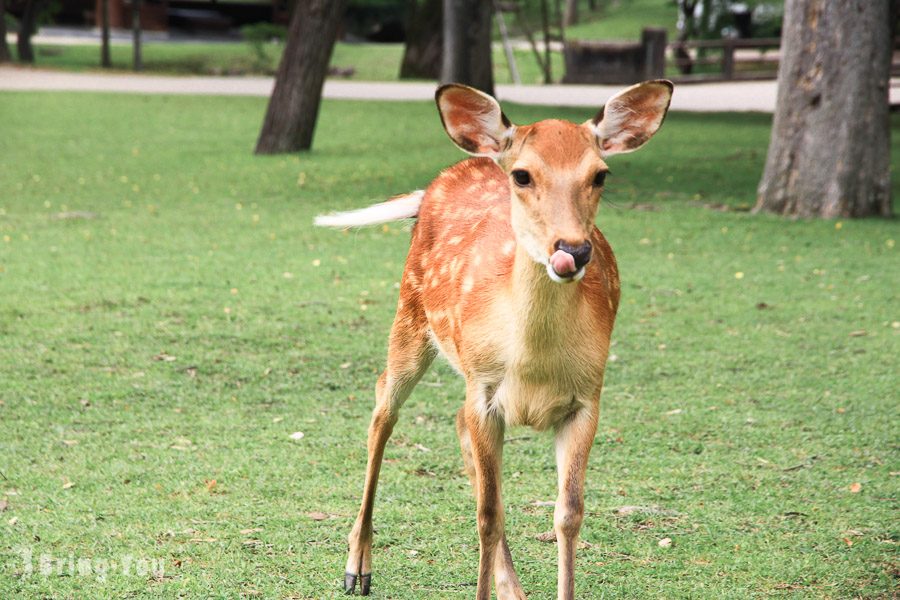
[555,240,592,271]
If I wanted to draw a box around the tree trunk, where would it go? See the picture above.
[255,0,345,154]
[441,0,494,95]
[16,0,43,63]
[133,0,142,71]
[100,0,111,68]
[0,0,12,63]
[755,0,893,218]
[563,0,578,27]
[399,0,442,80]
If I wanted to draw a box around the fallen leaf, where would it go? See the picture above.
[289,431,305,441]
[8,517,18,526]
[272,417,283,423]
[531,500,555,507]
[240,528,263,535]
[849,482,862,493]
[170,437,193,451]
[61,439,78,446]
[536,531,556,543]
[664,408,683,416]
[848,330,867,337]
[62,481,75,490]
[842,537,853,547]
[189,537,217,543]
[658,537,673,548]
[0,498,7,512]
[414,443,431,453]
[205,479,217,493]
[153,352,177,362]
[307,511,329,521]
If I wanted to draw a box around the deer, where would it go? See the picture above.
[315,79,673,599]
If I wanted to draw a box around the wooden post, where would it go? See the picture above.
[132,0,142,71]
[493,0,520,84]
[721,39,735,80]
[642,27,667,80]
[100,0,111,68]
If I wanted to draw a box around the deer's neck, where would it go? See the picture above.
[509,245,583,347]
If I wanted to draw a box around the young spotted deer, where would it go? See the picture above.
[317,80,672,598]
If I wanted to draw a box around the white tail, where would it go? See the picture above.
[314,190,424,228]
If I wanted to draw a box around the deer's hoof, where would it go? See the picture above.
[344,572,357,594]
[344,572,371,595]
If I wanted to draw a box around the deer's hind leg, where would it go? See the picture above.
[345,298,435,595]
[456,408,527,600]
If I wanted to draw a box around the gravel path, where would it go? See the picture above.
[2,66,898,112]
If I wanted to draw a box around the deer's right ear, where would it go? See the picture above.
[436,84,514,158]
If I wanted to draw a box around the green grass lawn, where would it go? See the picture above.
[565,0,678,40]
[32,41,561,85]
[0,92,897,598]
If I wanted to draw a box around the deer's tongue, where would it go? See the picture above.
[550,249,577,277]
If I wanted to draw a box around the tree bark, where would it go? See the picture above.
[16,0,44,63]
[563,0,578,27]
[100,0,111,68]
[16,0,37,63]
[755,0,893,218]
[399,0,442,80]
[441,0,494,95]
[0,0,12,63]
[255,0,345,154]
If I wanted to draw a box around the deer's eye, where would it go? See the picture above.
[593,171,608,187]
[512,170,532,187]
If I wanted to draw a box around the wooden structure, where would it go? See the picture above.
[563,27,666,85]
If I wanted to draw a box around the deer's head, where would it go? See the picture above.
[436,81,672,283]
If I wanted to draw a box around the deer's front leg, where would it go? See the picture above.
[463,392,506,600]
[554,403,599,600]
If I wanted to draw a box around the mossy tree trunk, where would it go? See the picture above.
[255,0,345,154]
[755,0,893,218]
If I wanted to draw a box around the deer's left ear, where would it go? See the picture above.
[589,80,673,157]
[436,84,514,158]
